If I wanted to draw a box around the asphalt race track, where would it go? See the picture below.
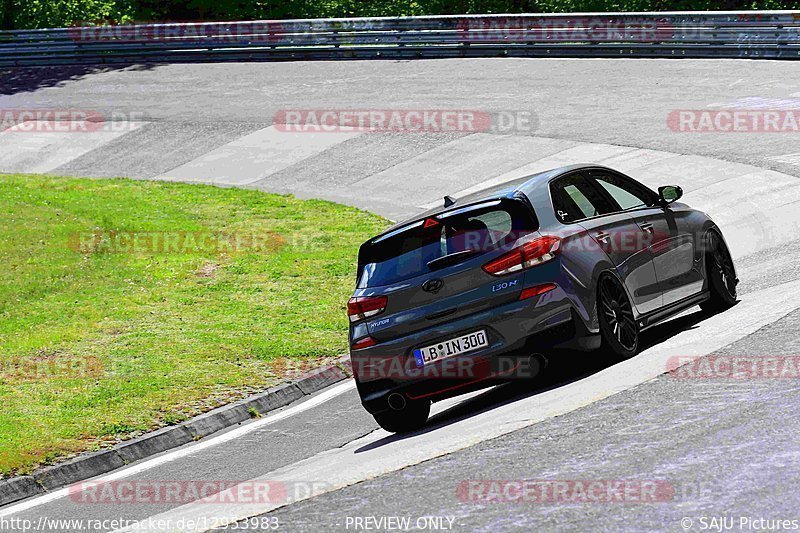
[2,58,800,532]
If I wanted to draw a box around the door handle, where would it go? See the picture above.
[595,232,610,243]
[638,222,654,232]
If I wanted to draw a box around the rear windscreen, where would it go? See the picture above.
[357,199,537,288]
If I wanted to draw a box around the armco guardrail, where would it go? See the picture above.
[1,11,799,67]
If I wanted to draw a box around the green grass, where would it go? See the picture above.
[0,174,389,476]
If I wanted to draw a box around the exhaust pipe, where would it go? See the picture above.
[527,353,549,378]
[387,393,407,411]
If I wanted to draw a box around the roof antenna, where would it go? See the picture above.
[443,195,456,207]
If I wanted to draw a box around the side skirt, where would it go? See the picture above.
[638,291,711,331]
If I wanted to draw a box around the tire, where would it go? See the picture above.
[700,230,738,313]
[372,399,430,433]
[597,274,640,360]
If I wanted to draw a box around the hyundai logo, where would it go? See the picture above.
[422,278,444,293]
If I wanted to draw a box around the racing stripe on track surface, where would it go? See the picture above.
[248,131,469,196]
[52,121,270,179]
[417,142,660,210]
[418,144,755,211]
[157,126,361,186]
[345,134,576,210]
[0,121,144,174]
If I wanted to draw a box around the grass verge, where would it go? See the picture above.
[0,173,389,476]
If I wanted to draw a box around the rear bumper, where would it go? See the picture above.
[350,290,576,414]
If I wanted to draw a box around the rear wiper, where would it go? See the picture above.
[427,249,481,271]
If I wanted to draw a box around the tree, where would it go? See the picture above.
[1,0,15,30]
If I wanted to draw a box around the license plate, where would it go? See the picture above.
[413,330,489,367]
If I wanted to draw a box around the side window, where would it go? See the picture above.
[592,172,656,211]
[550,173,615,223]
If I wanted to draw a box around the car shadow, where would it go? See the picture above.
[354,305,722,453]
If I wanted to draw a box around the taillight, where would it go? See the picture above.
[351,336,377,350]
[519,283,557,300]
[347,296,387,323]
[482,236,561,276]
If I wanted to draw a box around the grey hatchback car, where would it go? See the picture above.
[348,164,738,433]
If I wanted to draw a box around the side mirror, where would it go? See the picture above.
[658,185,683,206]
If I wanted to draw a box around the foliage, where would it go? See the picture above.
[3,0,796,30]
